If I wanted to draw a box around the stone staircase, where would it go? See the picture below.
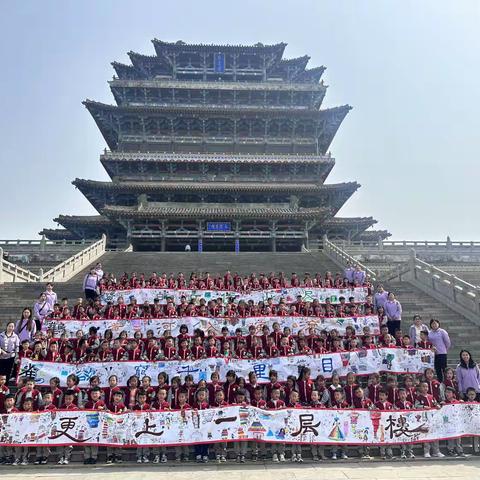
[383,281,479,363]
[0,264,91,323]
[0,252,341,325]
[0,242,90,276]
[93,251,342,277]
[429,262,480,287]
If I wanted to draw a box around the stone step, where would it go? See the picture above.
[87,252,341,278]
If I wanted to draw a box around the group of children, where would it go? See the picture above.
[1,270,468,467]
[1,363,478,466]
[97,268,369,293]
[47,290,376,322]
[19,320,421,365]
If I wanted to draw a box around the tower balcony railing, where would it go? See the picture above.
[110,78,324,91]
[100,149,333,160]
[125,101,311,111]
[120,134,316,145]
[130,230,305,239]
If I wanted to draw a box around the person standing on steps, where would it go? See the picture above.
[32,293,52,331]
[14,308,36,345]
[428,318,451,382]
[83,268,99,302]
[0,322,19,383]
[43,283,57,311]
[455,350,480,400]
[343,262,354,286]
[408,314,429,346]
[373,284,389,311]
[384,292,402,336]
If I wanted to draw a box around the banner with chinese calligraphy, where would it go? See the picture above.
[41,315,381,339]
[19,348,433,388]
[99,287,369,306]
[0,404,479,447]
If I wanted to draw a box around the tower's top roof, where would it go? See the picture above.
[110,39,325,84]
[152,39,287,55]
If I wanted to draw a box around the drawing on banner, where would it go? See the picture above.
[42,315,381,338]
[19,348,434,388]
[0,404,470,447]
[99,287,370,306]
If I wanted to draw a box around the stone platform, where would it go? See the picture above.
[0,458,479,480]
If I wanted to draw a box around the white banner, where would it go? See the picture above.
[19,348,433,388]
[0,404,478,447]
[42,315,380,338]
[100,287,369,306]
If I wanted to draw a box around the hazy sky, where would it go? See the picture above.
[1,0,479,240]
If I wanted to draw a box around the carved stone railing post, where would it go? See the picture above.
[409,248,416,280]
[40,235,46,252]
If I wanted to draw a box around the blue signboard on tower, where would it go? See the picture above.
[207,222,231,232]
[214,53,225,73]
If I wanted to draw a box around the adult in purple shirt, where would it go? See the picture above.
[33,292,52,331]
[353,265,366,286]
[428,318,451,382]
[384,292,402,336]
[373,285,389,311]
[456,350,480,400]
[344,263,355,285]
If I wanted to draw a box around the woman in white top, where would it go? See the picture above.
[44,282,57,310]
[94,263,104,283]
[0,322,20,382]
[33,292,52,331]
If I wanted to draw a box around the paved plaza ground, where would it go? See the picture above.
[1,459,480,480]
